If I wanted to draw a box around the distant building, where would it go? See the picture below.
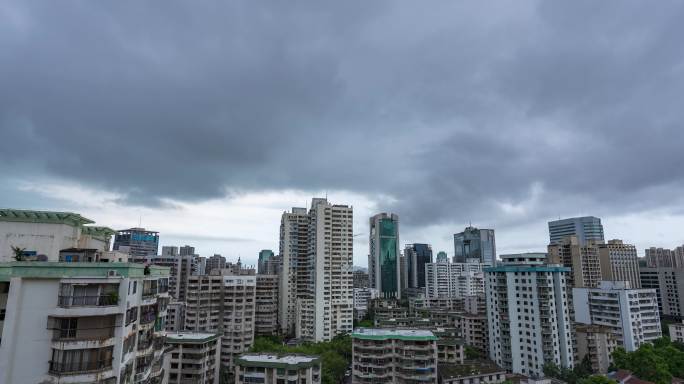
[166,332,221,384]
[645,247,684,268]
[353,269,370,288]
[574,281,661,351]
[548,236,601,288]
[131,253,200,301]
[255,275,279,336]
[162,246,179,256]
[669,321,684,343]
[113,227,159,257]
[257,249,274,274]
[436,251,449,263]
[599,240,641,288]
[166,301,186,332]
[405,243,433,289]
[439,361,506,384]
[369,213,401,299]
[425,260,485,298]
[548,216,604,245]
[353,287,379,320]
[206,254,226,275]
[352,328,438,383]
[575,324,619,374]
[453,226,496,265]
[179,245,195,256]
[639,267,684,318]
[235,354,321,384]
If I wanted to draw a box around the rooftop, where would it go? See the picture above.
[485,265,570,273]
[236,354,320,369]
[439,361,505,379]
[0,262,170,281]
[0,208,94,226]
[166,332,219,344]
[352,328,437,341]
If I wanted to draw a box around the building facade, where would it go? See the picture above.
[234,354,321,384]
[113,227,159,257]
[485,253,574,378]
[573,281,661,352]
[405,243,433,289]
[352,328,438,384]
[206,254,227,275]
[548,216,604,245]
[548,236,601,288]
[369,213,401,299]
[575,324,618,374]
[278,207,309,336]
[0,262,169,384]
[257,250,274,275]
[353,287,379,320]
[425,260,485,298]
[639,267,684,319]
[255,275,279,336]
[166,332,221,384]
[669,321,684,343]
[599,240,641,288]
[454,226,496,265]
[130,253,200,302]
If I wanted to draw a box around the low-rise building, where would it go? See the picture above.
[437,338,465,364]
[0,262,169,384]
[166,332,221,384]
[669,321,684,343]
[352,328,438,384]
[234,353,321,384]
[438,360,506,384]
[457,312,489,356]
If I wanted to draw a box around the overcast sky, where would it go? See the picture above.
[2,1,684,267]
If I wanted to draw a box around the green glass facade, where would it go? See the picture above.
[379,219,398,296]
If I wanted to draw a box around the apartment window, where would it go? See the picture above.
[59,318,78,339]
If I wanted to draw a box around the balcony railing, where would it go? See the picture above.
[58,295,119,307]
[49,360,112,375]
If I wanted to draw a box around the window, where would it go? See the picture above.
[59,318,78,339]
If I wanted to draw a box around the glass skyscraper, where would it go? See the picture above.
[548,216,604,245]
[405,243,433,288]
[453,226,496,265]
[369,213,400,299]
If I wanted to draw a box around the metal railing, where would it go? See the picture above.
[58,295,119,307]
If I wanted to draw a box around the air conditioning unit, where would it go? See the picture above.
[108,270,119,277]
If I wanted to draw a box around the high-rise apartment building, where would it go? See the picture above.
[185,272,256,372]
[235,354,321,384]
[574,325,618,374]
[206,254,227,275]
[405,243,433,289]
[257,250,275,275]
[425,260,485,298]
[166,332,221,384]
[573,281,661,351]
[548,236,601,288]
[548,216,604,245]
[453,226,496,265]
[0,262,170,384]
[162,245,179,256]
[369,213,401,299]
[352,328,438,384]
[278,199,354,342]
[179,245,196,256]
[639,267,684,318]
[113,227,159,257]
[130,253,200,301]
[255,275,279,336]
[645,247,684,268]
[598,240,641,288]
[485,253,574,378]
[353,269,370,288]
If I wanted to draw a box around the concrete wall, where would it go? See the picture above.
[0,221,81,262]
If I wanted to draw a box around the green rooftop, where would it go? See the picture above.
[0,209,94,226]
[81,226,116,240]
[0,262,170,282]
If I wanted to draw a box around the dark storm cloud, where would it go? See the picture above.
[2,0,684,232]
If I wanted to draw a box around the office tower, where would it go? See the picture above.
[255,275,279,336]
[185,272,256,372]
[353,287,379,320]
[405,243,433,289]
[369,213,401,299]
[278,207,309,336]
[179,245,196,256]
[296,199,353,342]
[645,247,684,268]
[548,236,601,288]
[453,226,496,265]
[574,281,661,351]
[599,240,641,288]
[548,216,604,245]
[162,245,179,256]
[639,267,684,318]
[0,262,170,384]
[425,260,485,298]
[235,354,321,384]
[113,227,159,257]
[575,325,618,374]
[352,329,438,383]
[353,269,370,288]
[485,253,574,377]
[0,209,113,262]
[166,332,221,384]
[257,249,275,274]
[436,251,448,263]
[205,254,227,275]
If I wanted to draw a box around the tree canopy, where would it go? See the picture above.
[611,337,684,384]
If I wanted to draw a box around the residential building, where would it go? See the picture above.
[439,361,506,384]
[437,338,465,364]
[353,269,370,288]
[573,281,661,352]
[457,312,489,355]
[296,199,354,342]
[131,253,200,301]
[206,254,227,275]
[669,321,684,343]
[352,328,438,384]
[262,254,281,276]
[599,240,641,288]
[405,243,433,289]
[574,324,618,374]
[278,207,309,336]
[548,216,604,245]
[166,332,221,384]
[0,208,113,262]
[353,287,379,320]
[454,226,496,265]
[0,262,169,384]
[425,260,485,298]
[255,275,279,336]
[113,227,159,257]
[485,253,574,377]
[185,272,256,372]
[179,245,196,256]
[257,250,274,275]
[548,236,601,288]
[436,251,449,263]
[645,247,684,268]
[639,267,684,318]
[162,246,179,256]
[166,301,186,332]
[234,354,321,384]
[369,213,401,299]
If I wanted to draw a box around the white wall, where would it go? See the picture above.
[0,221,81,262]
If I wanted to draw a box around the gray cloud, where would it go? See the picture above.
[2,0,684,239]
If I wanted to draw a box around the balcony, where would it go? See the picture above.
[58,295,119,307]
[48,315,119,343]
[49,360,113,375]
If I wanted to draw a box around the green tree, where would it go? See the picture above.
[578,375,617,384]
[465,345,482,360]
[11,246,25,261]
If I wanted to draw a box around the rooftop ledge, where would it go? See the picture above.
[0,262,170,281]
